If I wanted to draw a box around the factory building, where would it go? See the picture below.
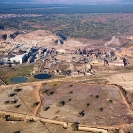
[10,53,27,64]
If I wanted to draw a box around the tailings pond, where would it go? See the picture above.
[11,76,28,83]
[34,73,52,80]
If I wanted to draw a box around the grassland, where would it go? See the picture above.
[0,65,34,84]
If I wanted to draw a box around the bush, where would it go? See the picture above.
[53,84,57,86]
[4,100,10,104]
[108,99,113,103]
[95,95,99,98]
[85,103,90,107]
[46,91,54,96]
[11,99,18,104]
[69,85,73,87]
[8,93,16,97]
[42,90,49,94]
[68,98,71,101]
[32,102,40,107]
[58,101,65,107]
[43,106,50,111]
[14,88,22,92]
[14,104,21,108]
[99,107,103,112]
[2,34,7,40]
[71,123,78,131]
[14,131,20,133]
[0,25,4,30]
[69,91,73,94]
[78,110,84,117]
[90,95,99,98]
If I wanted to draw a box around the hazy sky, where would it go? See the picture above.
[0,0,133,4]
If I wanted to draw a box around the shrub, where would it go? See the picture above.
[44,106,50,111]
[78,110,84,117]
[90,95,99,98]
[69,91,73,94]
[99,107,103,112]
[42,90,49,94]
[32,102,40,107]
[108,99,113,103]
[14,88,22,92]
[58,101,65,106]
[85,103,90,107]
[14,104,21,108]
[71,123,78,131]
[8,93,16,97]
[2,34,7,40]
[68,98,71,101]
[53,84,57,86]
[27,118,35,123]
[46,91,54,96]
[11,99,18,104]
[14,131,20,133]
[69,85,73,87]
[4,100,10,104]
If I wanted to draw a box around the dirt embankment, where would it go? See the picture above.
[33,83,42,116]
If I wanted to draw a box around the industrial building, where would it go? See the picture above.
[10,53,27,64]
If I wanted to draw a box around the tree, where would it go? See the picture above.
[71,123,78,131]
[32,102,40,107]
[44,106,50,111]
[0,25,4,30]
[58,101,65,107]
[2,34,7,40]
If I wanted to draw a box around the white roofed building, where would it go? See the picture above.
[10,53,26,64]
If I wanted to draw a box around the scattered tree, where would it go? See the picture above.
[53,84,57,86]
[68,98,71,101]
[14,131,20,133]
[11,99,18,104]
[2,34,7,40]
[71,122,78,131]
[68,91,73,94]
[43,106,50,111]
[108,99,113,103]
[42,90,49,94]
[69,85,73,87]
[4,100,10,104]
[99,107,103,112]
[14,88,22,92]
[14,104,21,108]
[32,102,40,107]
[46,91,54,96]
[0,25,4,30]
[85,103,90,107]
[8,93,16,97]
[78,110,85,117]
[58,101,65,107]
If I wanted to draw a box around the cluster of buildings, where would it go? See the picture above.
[0,40,128,77]
[30,45,127,77]
[0,43,48,68]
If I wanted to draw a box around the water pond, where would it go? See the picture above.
[11,76,28,83]
[34,73,52,80]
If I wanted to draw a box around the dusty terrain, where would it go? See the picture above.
[1,29,133,132]
[0,84,39,115]
[39,82,133,126]
[0,118,84,133]
[0,75,133,132]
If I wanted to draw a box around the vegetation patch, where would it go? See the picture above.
[32,102,40,107]
[71,123,79,131]
[58,101,65,107]
[0,65,34,85]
